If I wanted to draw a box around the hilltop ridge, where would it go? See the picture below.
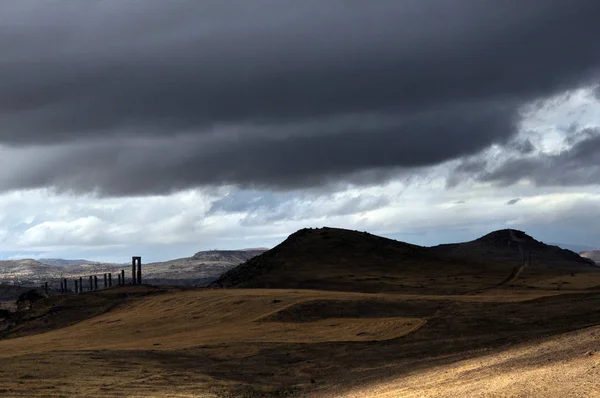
[213,227,440,291]
[37,259,101,267]
[431,229,595,268]
[191,249,266,262]
[0,248,267,299]
[213,227,599,293]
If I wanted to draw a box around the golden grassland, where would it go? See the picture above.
[1,284,599,397]
[0,289,427,356]
[341,324,600,398]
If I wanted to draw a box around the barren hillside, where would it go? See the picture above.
[0,249,267,295]
[213,227,600,293]
[2,228,600,396]
[431,229,596,269]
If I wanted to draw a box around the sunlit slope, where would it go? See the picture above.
[342,324,600,398]
[2,286,600,397]
[0,289,426,357]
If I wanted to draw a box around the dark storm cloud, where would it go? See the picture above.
[2,1,600,194]
[509,139,535,154]
[477,128,600,187]
[2,106,501,195]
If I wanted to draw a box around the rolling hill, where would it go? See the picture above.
[430,229,596,269]
[213,227,600,293]
[0,259,121,288]
[0,249,267,298]
[2,229,600,397]
[37,258,101,267]
[140,249,267,285]
[2,284,600,397]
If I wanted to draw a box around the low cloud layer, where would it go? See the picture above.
[3,180,600,262]
[2,1,600,195]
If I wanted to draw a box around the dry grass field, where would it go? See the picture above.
[2,228,600,397]
[342,324,600,398]
[1,285,600,397]
[0,288,428,356]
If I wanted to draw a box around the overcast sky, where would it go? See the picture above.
[1,1,600,262]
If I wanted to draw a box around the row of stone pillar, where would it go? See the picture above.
[60,270,130,294]
[55,257,142,294]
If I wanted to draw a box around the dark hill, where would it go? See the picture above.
[430,229,596,270]
[213,228,479,293]
[213,227,600,294]
[214,227,430,288]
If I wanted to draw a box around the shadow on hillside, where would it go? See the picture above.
[0,285,176,339]
[33,291,598,397]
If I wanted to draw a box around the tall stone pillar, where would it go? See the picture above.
[132,258,137,285]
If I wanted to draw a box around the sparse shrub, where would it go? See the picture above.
[16,289,47,310]
[0,308,12,319]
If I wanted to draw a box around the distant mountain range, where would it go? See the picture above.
[549,243,599,254]
[191,249,267,262]
[0,249,268,294]
[580,250,600,264]
[139,249,268,285]
[37,259,102,267]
